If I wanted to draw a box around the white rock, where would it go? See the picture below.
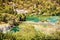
[15,9,28,14]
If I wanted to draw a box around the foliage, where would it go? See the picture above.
[0,24,60,40]
[0,0,60,40]
[0,0,60,15]
[0,32,16,40]
[0,13,19,26]
[0,13,27,26]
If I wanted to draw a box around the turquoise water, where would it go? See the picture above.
[26,16,40,22]
[47,16,59,23]
[11,16,60,32]
[11,26,20,32]
[26,16,59,23]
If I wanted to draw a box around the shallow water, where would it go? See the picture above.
[11,16,60,32]
[47,16,59,23]
[26,16,40,22]
[26,16,60,23]
[11,26,20,32]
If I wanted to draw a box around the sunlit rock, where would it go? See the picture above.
[0,23,11,33]
[15,9,28,14]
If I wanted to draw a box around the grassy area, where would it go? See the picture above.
[0,0,60,40]
[0,23,60,40]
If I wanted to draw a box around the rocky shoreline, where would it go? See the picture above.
[0,21,60,34]
[0,23,15,33]
[22,21,60,34]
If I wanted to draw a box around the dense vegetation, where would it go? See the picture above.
[0,0,60,40]
[0,0,60,23]
[0,24,60,40]
[0,0,60,15]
